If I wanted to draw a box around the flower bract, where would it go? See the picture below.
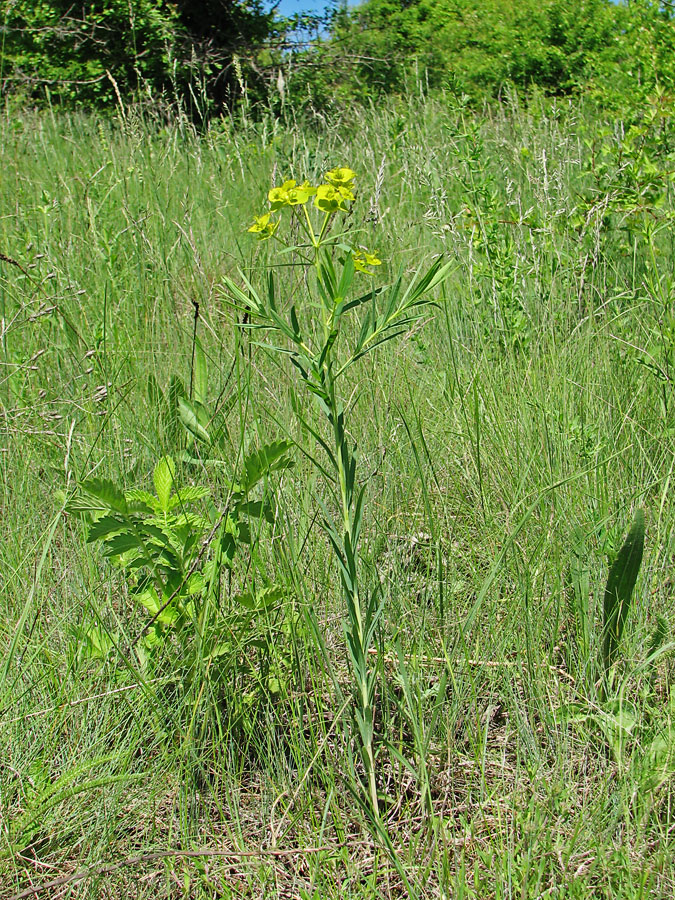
[268,179,316,210]
[288,181,316,205]
[314,183,354,213]
[326,167,356,189]
[353,249,382,274]
[248,212,279,240]
[268,179,295,210]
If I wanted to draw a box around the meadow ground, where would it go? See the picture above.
[1,94,675,898]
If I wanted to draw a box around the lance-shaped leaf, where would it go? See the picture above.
[241,440,294,492]
[603,508,645,672]
[192,338,208,407]
[178,397,211,445]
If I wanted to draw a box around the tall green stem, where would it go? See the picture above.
[238,166,451,824]
[325,367,379,817]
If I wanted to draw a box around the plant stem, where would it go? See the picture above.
[327,369,379,818]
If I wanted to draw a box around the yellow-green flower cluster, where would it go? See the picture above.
[315,167,356,212]
[269,179,316,210]
[352,249,382,274]
[247,213,279,240]
[247,167,358,239]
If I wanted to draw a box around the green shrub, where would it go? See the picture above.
[1,1,179,107]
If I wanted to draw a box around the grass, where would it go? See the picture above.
[1,92,675,898]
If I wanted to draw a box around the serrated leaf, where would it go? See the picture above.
[167,485,210,509]
[157,605,180,626]
[86,514,126,543]
[153,456,175,512]
[101,533,146,558]
[140,522,174,547]
[172,511,211,534]
[66,494,108,515]
[144,625,163,648]
[256,584,285,608]
[134,584,176,622]
[235,591,256,610]
[125,488,158,510]
[184,573,205,595]
[79,478,128,514]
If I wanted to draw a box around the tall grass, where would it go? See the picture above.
[1,94,675,898]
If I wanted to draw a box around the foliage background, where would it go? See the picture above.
[0,0,275,113]
[2,1,675,115]
[4,1,675,897]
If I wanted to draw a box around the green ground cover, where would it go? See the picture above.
[2,93,675,897]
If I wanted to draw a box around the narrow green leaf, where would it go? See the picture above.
[222,274,263,317]
[193,337,208,407]
[336,253,355,303]
[178,397,211,444]
[401,256,451,307]
[242,440,293,491]
[343,283,383,314]
[146,373,164,412]
[318,330,338,370]
[290,305,302,342]
[603,508,645,672]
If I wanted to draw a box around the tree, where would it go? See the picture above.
[324,0,620,100]
[170,0,275,114]
[0,0,274,114]
[1,1,179,107]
